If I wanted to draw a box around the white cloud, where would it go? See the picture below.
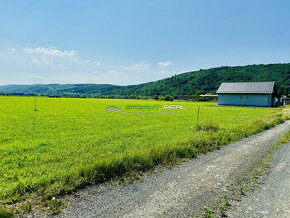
[123,61,150,71]
[31,56,51,65]
[92,61,102,66]
[160,70,168,74]
[158,61,171,68]
[9,48,17,52]
[81,59,101,66]
[23,47,75,57]
[20,46,103,68]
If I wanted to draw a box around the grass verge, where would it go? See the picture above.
[0,205,14,218]
[202,129,290,217]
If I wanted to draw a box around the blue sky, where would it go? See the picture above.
[0,0,290,85]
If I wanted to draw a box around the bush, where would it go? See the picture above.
[153,95,159,100]
[164,95,173,101]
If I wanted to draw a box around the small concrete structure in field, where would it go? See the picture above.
[216,81,283,107]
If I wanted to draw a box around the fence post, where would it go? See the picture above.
[196,104,200,130]
[34,98,37,111]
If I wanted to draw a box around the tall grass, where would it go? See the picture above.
[0,96,288,204]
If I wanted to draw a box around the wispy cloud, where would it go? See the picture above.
[23,47,75,57]
[158,61,171,68]
[31,56,51,65]
[80,59,101,66]
[19,46,103,67]
[160,70,168,74]
[9,48,17,52]
[123,61,150,71]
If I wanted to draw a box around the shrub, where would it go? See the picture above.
[164,95,173,101]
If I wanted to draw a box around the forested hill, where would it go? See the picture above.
[1,63,289,97]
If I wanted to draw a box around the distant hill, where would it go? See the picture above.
[1,63,289,97]
[0,84,122,96]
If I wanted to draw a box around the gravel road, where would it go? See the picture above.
[57,120,290,218]
[227,141,290,218]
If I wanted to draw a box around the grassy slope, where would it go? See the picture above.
[0,96,289,208]
[0,63,289,96]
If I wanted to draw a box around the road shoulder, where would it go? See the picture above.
[227,133,290,218]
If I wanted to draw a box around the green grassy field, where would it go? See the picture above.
[0,96,288,208]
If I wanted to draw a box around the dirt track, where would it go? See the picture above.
[57,120,290,218]
[227,141,290,218]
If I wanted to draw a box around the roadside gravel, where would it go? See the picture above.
[56,120,290,218]
[227,141,290,218]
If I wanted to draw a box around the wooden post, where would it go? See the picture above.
[210,118,213,138]
[196,104,200,130]
[34,98,37,111]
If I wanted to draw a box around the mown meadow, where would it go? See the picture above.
[0,96,289,213]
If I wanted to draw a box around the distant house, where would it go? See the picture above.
[216,81,282,107]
